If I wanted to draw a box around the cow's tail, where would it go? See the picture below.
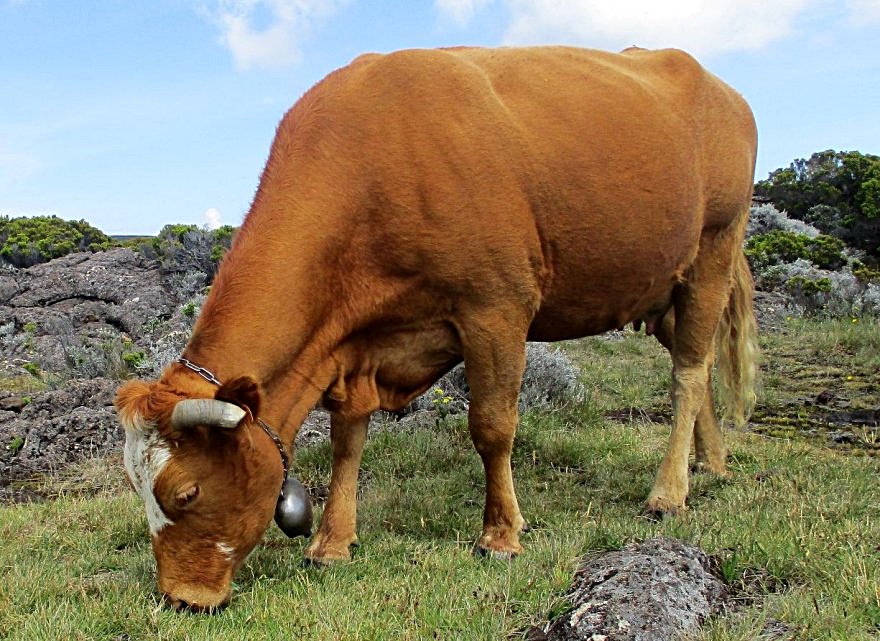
[715,249,759,428]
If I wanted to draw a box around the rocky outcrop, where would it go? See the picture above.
[0,377,119,502]
[533,538,728,641]
[0,248,177,376]
[0,249,191,501]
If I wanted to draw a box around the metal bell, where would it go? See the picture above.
[274,477,313,538]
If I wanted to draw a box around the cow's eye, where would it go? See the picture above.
[174,484,200,508]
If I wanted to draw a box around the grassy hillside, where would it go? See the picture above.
[1,318,878,640]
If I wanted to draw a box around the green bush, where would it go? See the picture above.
[754,150,880,260]
[6,436,24,453]
[786,276,832,295]
[851,260,880,284]
[22,362,40,377]
[121,351,146,369]
[181,302,198,317]
[137,224,237,285]
[745,230,847,271]
[0,215,114,268]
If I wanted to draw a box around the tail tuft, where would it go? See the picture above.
[715,250,759,427]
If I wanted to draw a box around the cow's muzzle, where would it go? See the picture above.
[161,582,232,614]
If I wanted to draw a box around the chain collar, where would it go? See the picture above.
[176,357,290,488]
[177,357,222,386]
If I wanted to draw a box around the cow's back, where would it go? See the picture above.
[268,46,756,340]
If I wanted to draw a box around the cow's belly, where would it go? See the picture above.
[528,284,674,341]
[526,235,688,341]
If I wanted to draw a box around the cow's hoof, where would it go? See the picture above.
[473,527,523,560]
[643,496,687,520]
[304,538,358,566]
[691,460,731,477]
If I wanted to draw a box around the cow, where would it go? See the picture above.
[115,45,758,611]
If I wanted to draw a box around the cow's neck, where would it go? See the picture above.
[180,207,345,445]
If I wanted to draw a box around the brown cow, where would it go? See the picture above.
[115,45,758,611]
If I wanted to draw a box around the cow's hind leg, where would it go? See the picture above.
[652,310,728,476]
[459,312,529,558]
[646,229,739,514]
[304,412,368,564]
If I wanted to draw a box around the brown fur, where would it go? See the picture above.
[115,45,758,608]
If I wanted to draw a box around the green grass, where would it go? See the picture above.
[2,319,879,640]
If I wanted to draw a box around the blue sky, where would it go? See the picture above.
[1,0,878,236]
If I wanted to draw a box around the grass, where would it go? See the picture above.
[1,318,879,640]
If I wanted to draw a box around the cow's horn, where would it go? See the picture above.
[170,399,246,429]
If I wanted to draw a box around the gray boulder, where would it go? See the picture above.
[0,377,119,501]
[538,537,727,641]
[402,343,583,417]
[0,248,176,376]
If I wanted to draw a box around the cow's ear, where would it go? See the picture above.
[115,380,156,431]
[215,375,261,421]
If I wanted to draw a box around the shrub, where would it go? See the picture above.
[61,329,131,380]
[851,260,880,284]
[121,350,146,369]
[747,203,820,239]
[864,284,880,315]
[785,276,832,296]
[758,259,870,317]
[754,150,880,260]
[400,343,583,418]
[746,205,880,317]
[129,294,204,378]
[0,215,114,268]
[22,362,40,377]
[6,436,24,454]
[143,224,237,285]
[745,230,847,272]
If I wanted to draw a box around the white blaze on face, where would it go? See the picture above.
[124,427,174,536]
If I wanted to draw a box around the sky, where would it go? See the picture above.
[1,1,879,236]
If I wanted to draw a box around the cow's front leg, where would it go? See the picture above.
[461,314,530,558]
[304,412,368,564]
[469,403,527,558]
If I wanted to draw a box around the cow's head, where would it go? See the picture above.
[115,375,282,611]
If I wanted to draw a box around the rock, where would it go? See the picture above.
[0,378,120,501]
[5,248,172,333]
[0,396,29,412]
[0,248,178,377]
[752,290,803,332]
[758,618,796,640]
[400,343,583,417]
[539,538,727,641]
[829,431,859,444]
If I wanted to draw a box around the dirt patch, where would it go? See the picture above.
[750,338,880,456]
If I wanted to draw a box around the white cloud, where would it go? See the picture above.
[199,0,347,70]
[846,0,880,24]
[204,207,223,229]
[436,0,493,24]
[436,0,819,58]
